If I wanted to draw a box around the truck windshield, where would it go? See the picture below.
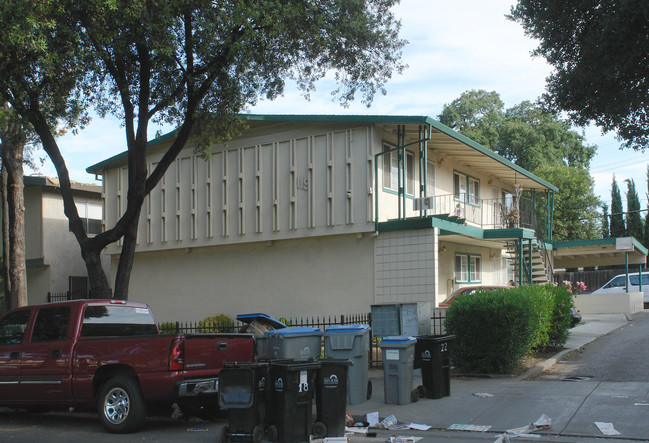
[81,305,158,337]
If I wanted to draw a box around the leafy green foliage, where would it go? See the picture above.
[158,322,178,334]
[197,314,234,333]
[445,285,574,374]
[545,285,574,348]
[445,288,534,374]
[534,164,600,241]
[509,1,649,150]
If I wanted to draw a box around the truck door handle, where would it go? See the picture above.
[217,342,228,351]
[51,350,61,359]
[10,352,19,359]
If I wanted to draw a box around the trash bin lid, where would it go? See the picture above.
[236,313,287,329]
[379,336,416,347]
[325,324,370,334]
[266,326,323,336]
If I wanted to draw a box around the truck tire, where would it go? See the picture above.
[97,377,146,433]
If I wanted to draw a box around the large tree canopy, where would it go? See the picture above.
[0,0,406,299]
[438,89,600,240]
[509,0,649,150]
[438,89,596,171]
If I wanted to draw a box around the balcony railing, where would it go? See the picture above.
[416,194,533,230]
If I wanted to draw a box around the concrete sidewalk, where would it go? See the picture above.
[346,314,644,442]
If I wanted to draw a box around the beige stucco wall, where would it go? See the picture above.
[25,186,43,260]
[574,292,644,315]
[123,233,375,322]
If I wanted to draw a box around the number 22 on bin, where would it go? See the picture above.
[299,370,309,392]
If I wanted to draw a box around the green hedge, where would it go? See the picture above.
[445,284,573,374]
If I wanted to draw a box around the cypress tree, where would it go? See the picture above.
[644,166,649,248]
[626,179,643,240]
[601,203,610,238]
[610,176,625,237]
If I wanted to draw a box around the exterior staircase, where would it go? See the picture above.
[506,240,551,285]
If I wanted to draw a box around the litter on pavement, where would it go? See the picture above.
[473,392,494,398]
[493,414,552,442]
[447,424,492,432]
[595,422,621,436]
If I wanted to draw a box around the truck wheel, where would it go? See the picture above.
[97,377,146,433]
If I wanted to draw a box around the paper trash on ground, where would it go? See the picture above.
[473,392,494,398]
[388,437,423,443]
[408,423,431,431]
[366,411,379,427]
[494,414,552,441]
[595,422,621,436]
[344,426,368,435]
[448,424,492,432]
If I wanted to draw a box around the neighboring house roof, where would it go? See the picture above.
[85,114,558,193]
[24,175,101,196]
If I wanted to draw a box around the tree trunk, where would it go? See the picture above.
[80,244,111,298]
[0,165,11,312]
[113,206,142,300]
[0,106,28,308]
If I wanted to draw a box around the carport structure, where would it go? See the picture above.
[553,237,648,292]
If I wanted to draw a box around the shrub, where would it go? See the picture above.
[158,322,179,334]
[545,284,573,348]
[445,288,534,374]
[524,284,553,350]
[197,314,234,333]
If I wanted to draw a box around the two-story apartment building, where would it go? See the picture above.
[25,176,106,303]
[87,115,559,322]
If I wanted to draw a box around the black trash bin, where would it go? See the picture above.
[219,362,272,442]
[415,335,456,399]
[314,359,351,438]
[268,360,320,443]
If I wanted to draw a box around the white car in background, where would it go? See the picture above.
[591,272,649,302]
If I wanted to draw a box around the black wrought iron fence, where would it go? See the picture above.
[48,291,71,303]
[160,309,447,369]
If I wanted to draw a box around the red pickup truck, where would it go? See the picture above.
[0,299,255,433]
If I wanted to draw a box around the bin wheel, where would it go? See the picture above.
[252,426,264,443]
[266,425,278,441]
[411,388,419,403]
[417,384,427,398]
[312,421,327,438]
[220,425,229,443]
[367,380,373,400]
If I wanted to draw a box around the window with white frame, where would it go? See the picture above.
[72,201,103,235]
[426,160,435,196]
[383,143,415,195]
[455,253,482,283]
[454,171,480,205]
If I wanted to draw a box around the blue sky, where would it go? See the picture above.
[28,0,647,208]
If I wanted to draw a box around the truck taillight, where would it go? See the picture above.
[169,338,185,371]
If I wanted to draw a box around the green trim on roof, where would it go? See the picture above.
[553,237,648,256]
[85,113,558,193]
